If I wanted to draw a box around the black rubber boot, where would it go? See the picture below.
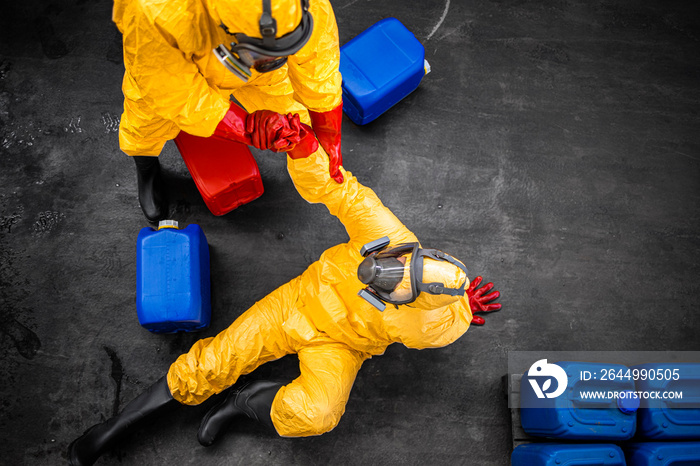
[133,156,167,222]
[198,380,283,447]
[68,376,175,466]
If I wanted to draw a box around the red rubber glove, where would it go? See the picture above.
[466,276,501,325]
[214,102,302,152]
[287,121,319,160]
[309,103,344,183]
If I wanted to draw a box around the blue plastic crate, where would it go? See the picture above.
[632,363,700,440]
[340,17,427,125]
[624,441,700,466]
[512,443,626,466]
[136,220,211,333]
[520,361,638,440]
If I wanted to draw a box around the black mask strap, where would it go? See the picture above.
[259,0,277,48]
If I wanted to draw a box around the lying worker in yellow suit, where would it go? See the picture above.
[69,146,502,465]
[115,0,346,221]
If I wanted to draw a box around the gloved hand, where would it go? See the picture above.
[287,121,319,160]
[309,104,344,183]
[466,276,501,325]
[214,102,302,152]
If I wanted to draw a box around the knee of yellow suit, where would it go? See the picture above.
[271,388,344,437]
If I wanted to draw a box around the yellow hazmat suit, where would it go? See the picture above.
[166,148,475,437]
[112,0,342,155]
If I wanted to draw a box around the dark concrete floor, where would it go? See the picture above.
[1,0,699,465]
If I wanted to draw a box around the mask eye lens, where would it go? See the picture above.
[357,248,415,305]
[371,256,406,292]
[254,57,287,72]
[235,49,287,72]
[235,49,257,67]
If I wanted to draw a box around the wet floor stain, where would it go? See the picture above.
[0,318,40,359]
[34,16,68,59]
[1,128,37,150]
[65,116,83,134]
[0,60,11,80]
[101,112,120,133]
[0,198,37,360]
[103,346,124,416]
[32,211,65,235]
[0,205,23,234]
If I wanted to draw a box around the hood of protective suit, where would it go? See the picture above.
[205,0,303,39]
[390,255,469,311]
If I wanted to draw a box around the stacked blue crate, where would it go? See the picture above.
[620,364,700,466]
[515,360,700,464]
[631,363,700,440]
[515,361,638,465]
[624,441,700,465]
[520,361,638,440]
[512,443,625,466]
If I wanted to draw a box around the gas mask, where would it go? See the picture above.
[357,236,468,312]
[213,0,314,82]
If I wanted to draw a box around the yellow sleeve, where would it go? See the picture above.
[115,0,230,136]
[287,148,417,248]
[286,0,343,112]
[382,297,472,349]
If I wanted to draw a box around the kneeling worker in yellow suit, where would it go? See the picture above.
[69,146,502,465]
[115,0,346,221]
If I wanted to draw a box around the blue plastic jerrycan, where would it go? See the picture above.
[520,361,639,440]
[624,441,700,466]
[340,17,429,125]
[136,220,211,333]
[632,363,700,440]
[512,443,626,466]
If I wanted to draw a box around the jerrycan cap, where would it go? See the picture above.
[157,220,179,230]
[617,390,641,414]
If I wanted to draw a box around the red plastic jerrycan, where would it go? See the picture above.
[175,131,264,216]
